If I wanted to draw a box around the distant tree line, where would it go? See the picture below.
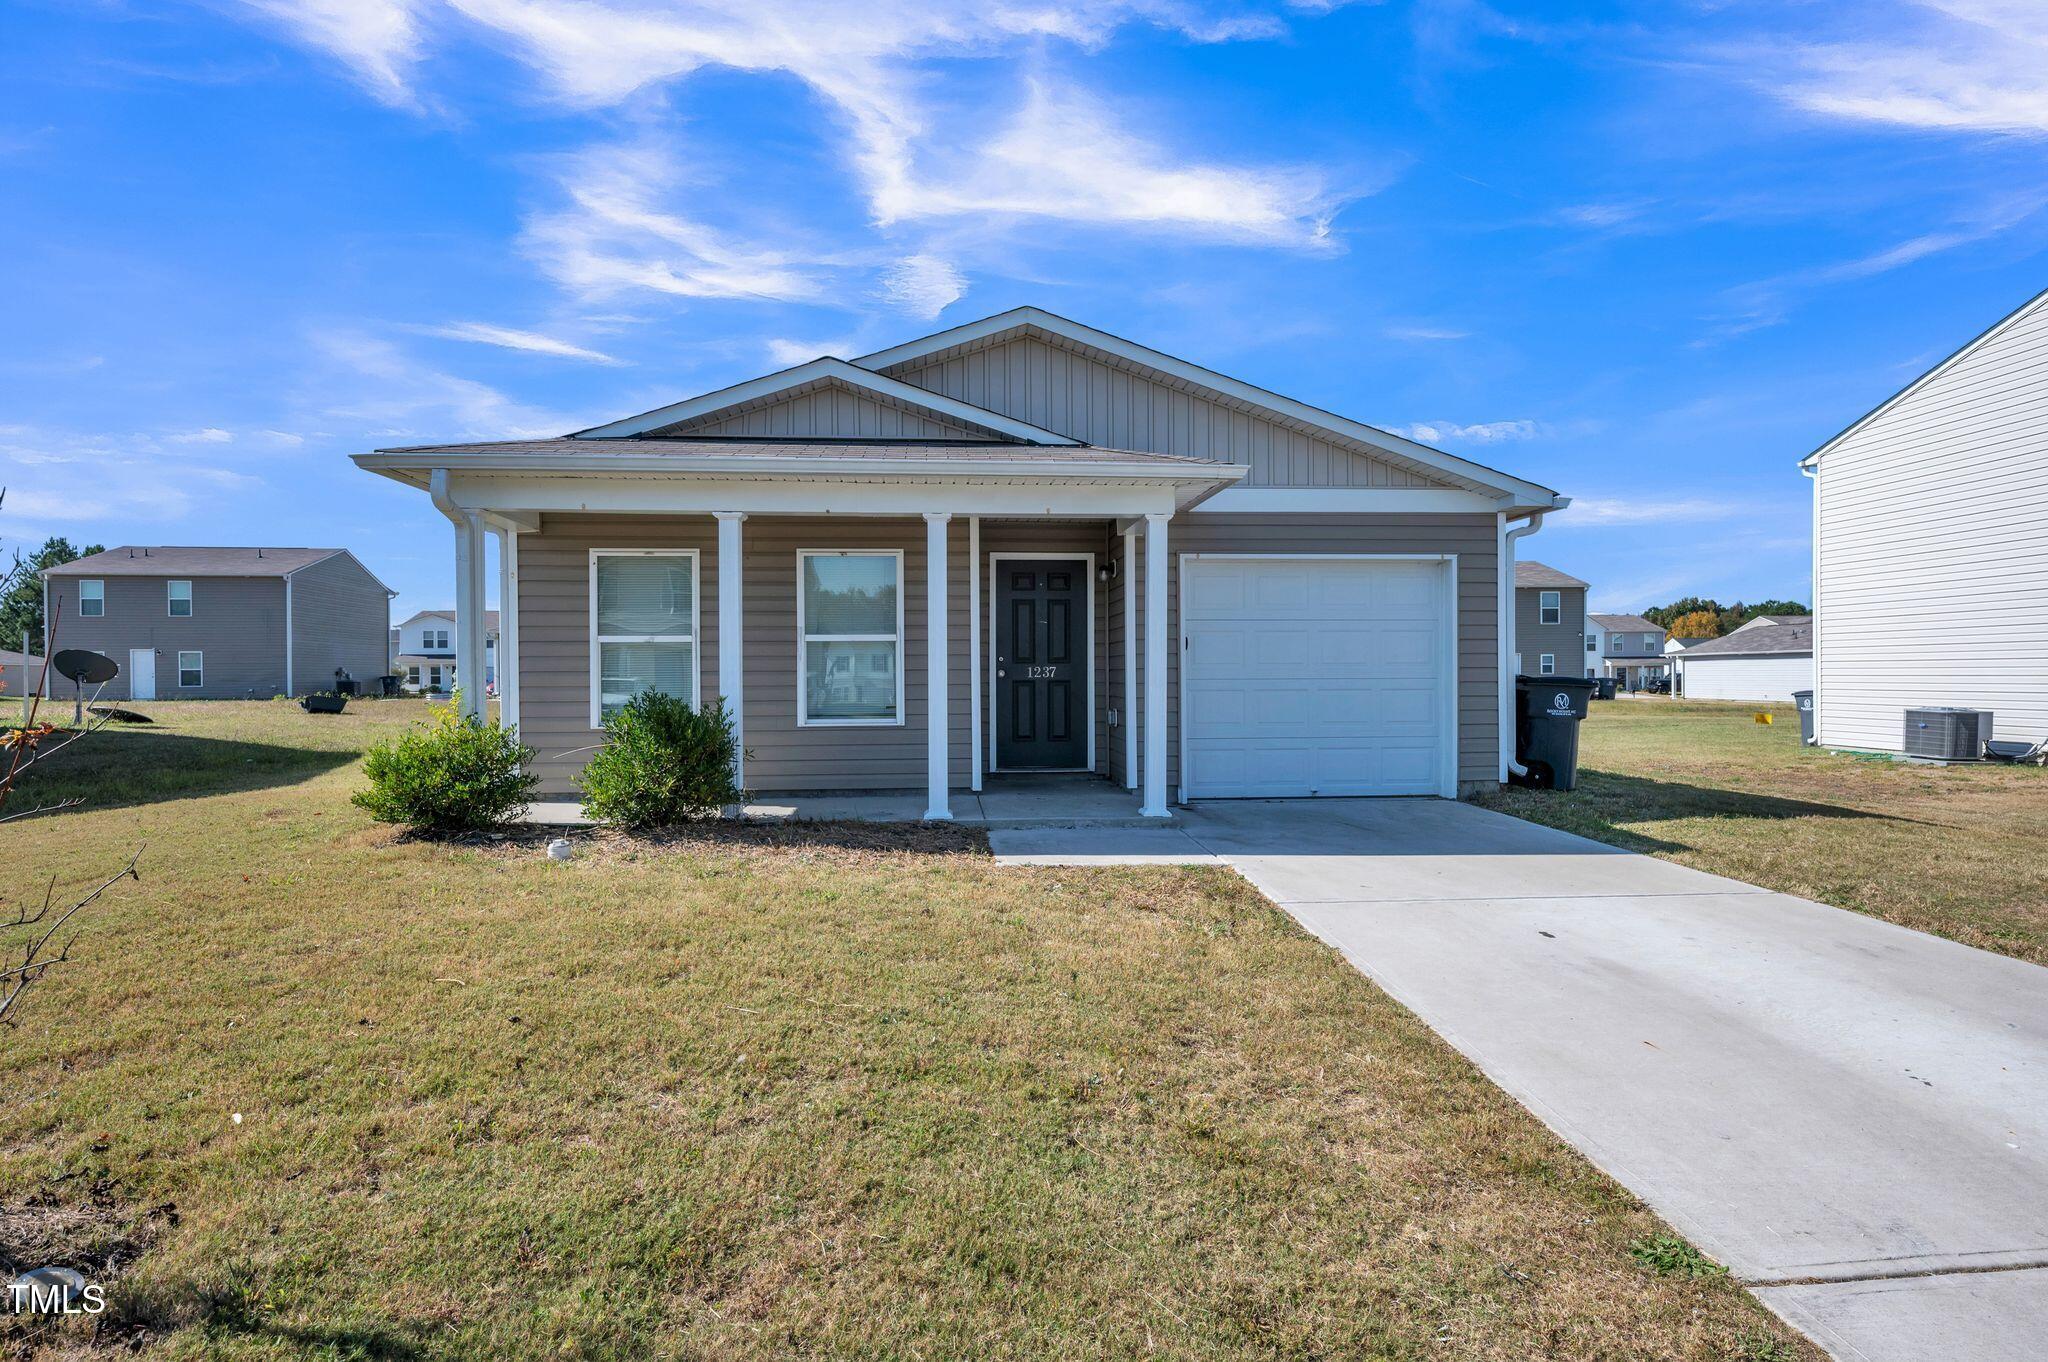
[1642,596,1810,640]
[0,536,103,652]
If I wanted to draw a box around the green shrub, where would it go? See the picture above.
[352,695,537,833]
[577,691,742,828]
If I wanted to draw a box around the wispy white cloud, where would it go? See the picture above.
[307,331,572,439]
[1769,1,2048,137]
[1384,323,1468,341]
[414,320,622,363]
[168,427,235,444]
[1389,418,1547,445]
[239,0,426,105]
[1563,496,1752,527]
[877,254,966,319]
[761,337,860,368]
[520,140,821,304]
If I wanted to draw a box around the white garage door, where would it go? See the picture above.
[1182,557,1452,798]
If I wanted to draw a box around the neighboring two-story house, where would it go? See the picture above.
[394,609,497,694]
[1587,614,1671,690]
[41,546,394,701]
[1513,561,1589,677]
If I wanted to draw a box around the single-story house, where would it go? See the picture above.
[1587,614,1670,690]
[1513,561,1589,677]
[1673,616,1813,702]
[395,608,498,694]
[352,307,1569,815]
[1,648,43,706]
[40,546,395,700]
[1803,287,2048,752]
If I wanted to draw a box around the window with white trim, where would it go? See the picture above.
[1643,633,1658,650]
[1539,590,1561,625]
[591,550,698,723]
[177,651,203,688]
[168,580,192,617]
[79,579,104,617]
[406,665,420,686]
[1539,653,1556,675]
[799,550,902,725]
[1586,637,1597,653]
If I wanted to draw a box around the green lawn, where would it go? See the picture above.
[1476,698,2048,966]
[0,700,1808,1360]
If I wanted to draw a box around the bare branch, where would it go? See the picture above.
[0,846,143,1029]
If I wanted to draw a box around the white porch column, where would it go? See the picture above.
[968,515,983,793]
[495,523,520,731]
[452,510,484,718]
[1122,523,1138,790]
[1142,512,1170,817]
[714,512,746,789]
[924,511,953,821]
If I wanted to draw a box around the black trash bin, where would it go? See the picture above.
[1512,675,1599,790]
[377,674,400,697]
[1595,677,1617,701]
[1792,689,1815,745]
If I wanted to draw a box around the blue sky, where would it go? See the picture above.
[4,0,2045,617]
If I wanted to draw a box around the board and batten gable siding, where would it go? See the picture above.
[649,382,1001,441]
[1514,585,1587,676]
[287,554,391,695]
[516,514,978,796]
[49,574,285,700]
[1813,292,2048,750]
[883,335,1450,489]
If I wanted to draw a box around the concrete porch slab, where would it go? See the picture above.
[520,776,1160,830]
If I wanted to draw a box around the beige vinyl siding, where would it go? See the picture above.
[1515,586,1588,676]
[286,553,392,695]
[49,575,286,700]
[650,381,999,440]
[884,334,1449,490]
[1813,292,2048,750]
[1110,513,1500,796]
[517,514,975,796]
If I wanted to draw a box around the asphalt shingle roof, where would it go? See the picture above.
[43,547,344,578]
[1515,560,1589,590]
[1681,617,1813,658]
[1590,613,1664,634]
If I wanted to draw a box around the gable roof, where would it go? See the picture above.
[572,357,1080,445]
[400,608,499,634]
[1590,613,1663,633]
[1802,286,2048,468]
[853,306,1563,508]
[1515,560,1588,590]
[45,546,345,578]
[1681,618,1812,658]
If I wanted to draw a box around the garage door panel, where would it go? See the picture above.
[1185,559,1449,799]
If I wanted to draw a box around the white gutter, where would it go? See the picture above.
[1499,501,1566,780]
[358,450,1243,482]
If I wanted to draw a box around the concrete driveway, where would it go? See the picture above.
[989,799,2048,1362]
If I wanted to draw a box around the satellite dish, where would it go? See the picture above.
[54,649,118,686]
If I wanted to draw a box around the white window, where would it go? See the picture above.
[591,550,698,725]
[177,651,203,688]
[1643,633,1658,650]
[1539,653,1556,675]
[428,665,444,690]
[1586,637,1597,653]
[1539,590,1561,625]
[406,666,420,686]
[424,627,449,649]
[798,550,902,726]
[79,579,104,617]
[167,580,192,617]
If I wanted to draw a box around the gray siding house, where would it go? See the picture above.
[41,547,394,700]
[353,308,1569,813]
[1672,616,1813,702]
[1512,561,1588,677]
[1588,614,1671,690]
[1803,288,2048,752]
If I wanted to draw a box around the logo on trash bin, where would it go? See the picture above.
[1552,691,1570,711]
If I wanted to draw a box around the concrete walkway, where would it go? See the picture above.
[989,799,2048,1362]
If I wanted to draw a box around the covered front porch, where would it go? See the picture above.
[523,771,1158,828]
[356,439,1245,822]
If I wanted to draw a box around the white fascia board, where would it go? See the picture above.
[441,471,1185,519]
[569,356,1080,445]
[1196,487,1509,514]
[1801,285,2048,469]
[355,449,1231,482]
[853,306,1565,508]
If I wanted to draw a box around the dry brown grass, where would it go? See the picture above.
[1,700,1811,1359]
[1477,698,2048,964]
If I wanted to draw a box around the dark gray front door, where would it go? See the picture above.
[996,559,1086,769]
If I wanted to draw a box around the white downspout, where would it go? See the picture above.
[1802,459,1820,744]
[283,569,295,696]
[1500,502,1563,780]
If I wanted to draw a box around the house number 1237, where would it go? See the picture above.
[1024,665,1058,679]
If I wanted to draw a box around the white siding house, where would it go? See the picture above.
[1802,289,2048,752]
